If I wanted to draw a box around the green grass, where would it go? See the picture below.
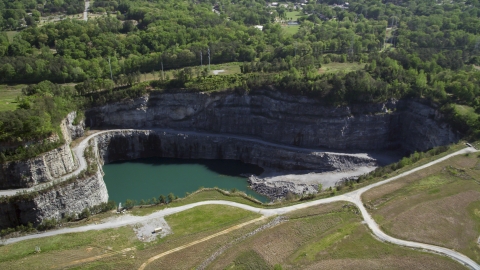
[130,189,263,216]
[319,62,366,74]
[165,205,260,237]
[0,226,139,263]
[229,250,270,270]
[293,219,358,261]
[454,104,478,119]
[5,31,18,43]
[0,84,24,111]
[282,25,300,35]
[285,11,303,21]
[0,205,261,269]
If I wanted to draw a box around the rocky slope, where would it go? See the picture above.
[86,90,459,152]
[0,111,84,189]
[0,170,107,228]
[96,130,376,172]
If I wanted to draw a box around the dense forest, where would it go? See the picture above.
[0,0,479,160]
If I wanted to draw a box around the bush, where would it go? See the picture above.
[79,208,91,219]
[125,199,136,209]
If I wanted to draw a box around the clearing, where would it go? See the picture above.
[319,62,365,74]
[362,153,480,263]
[206,202,465,270]
[0,84,24,111]
[0,205,261,269]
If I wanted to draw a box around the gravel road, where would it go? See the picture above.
[1,129,478,269]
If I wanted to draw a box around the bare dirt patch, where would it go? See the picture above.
[303,256,465,270]
[208,203,461,269]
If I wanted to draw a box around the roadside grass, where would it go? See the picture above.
[0,84,24,111]
[0,226,140,269]
[362,153,480,263]
[209,203,464,270]
[130,189,263,216]
[318,62,365,74]
[164,205,260,238]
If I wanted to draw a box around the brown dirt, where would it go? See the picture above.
[303,256,465,270]
[362,155,476,202]
[379,190,480,250]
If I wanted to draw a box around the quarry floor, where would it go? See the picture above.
[2,136,479,269]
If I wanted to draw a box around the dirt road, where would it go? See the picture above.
[2,129,478,269]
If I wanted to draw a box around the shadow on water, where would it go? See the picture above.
[112,157,265,177]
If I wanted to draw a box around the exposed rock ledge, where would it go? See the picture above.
[0,139,107,229]
[95,129,379,200]
[86,90,459,152]
[0,111,84,189]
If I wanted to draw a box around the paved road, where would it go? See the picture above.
[2,129,479,269]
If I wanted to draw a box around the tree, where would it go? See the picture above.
[125,199,136,209]
[159,194,166,204]
[167,193,175,204]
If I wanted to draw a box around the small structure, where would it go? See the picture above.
[254,25,263,31]
[153,227,163,233]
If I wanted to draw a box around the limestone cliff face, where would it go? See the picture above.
[96,130,376,172]
[86,90,459,152]
[0,144,77,189]
[0,112,85,189]
[0,170,108,228]
[0,139,108,229]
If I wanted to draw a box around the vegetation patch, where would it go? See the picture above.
[208,203,464,270]
[165,205,260,238]
[363,154,480,263]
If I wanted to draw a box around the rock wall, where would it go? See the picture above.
[0,139,108,229]
[0,170,108,228]
[96,130,376,172]
[0,112,85,189]
[0,144,77,189]
[86,90,459,152]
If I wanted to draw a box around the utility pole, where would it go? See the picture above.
[108,57,113,80]
[207,47,211,70]
[161,61,164,80]
[200,51,203,66]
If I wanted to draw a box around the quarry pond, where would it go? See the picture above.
[103,157,269,204]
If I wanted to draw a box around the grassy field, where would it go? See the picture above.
[285,11,303,21]
[138,62,242,83]
[5,31,18,43]
[362,153,480,263]
[0,205,261,270]
[130,189,263,216]
[319,62,366,74]
[207,202,465,270]
[0,84,24,111]
[164,205,260,237]
[282,25,300,35]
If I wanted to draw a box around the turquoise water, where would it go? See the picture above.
[102,157,268,204]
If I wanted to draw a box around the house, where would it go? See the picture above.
[254,25,264,31]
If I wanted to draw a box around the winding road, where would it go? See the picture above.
[2,129,479,269]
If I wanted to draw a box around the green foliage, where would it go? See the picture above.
[78,208,91,220]
[167,192,175,204]
[124,199,136,209]
[158,194,166,204]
